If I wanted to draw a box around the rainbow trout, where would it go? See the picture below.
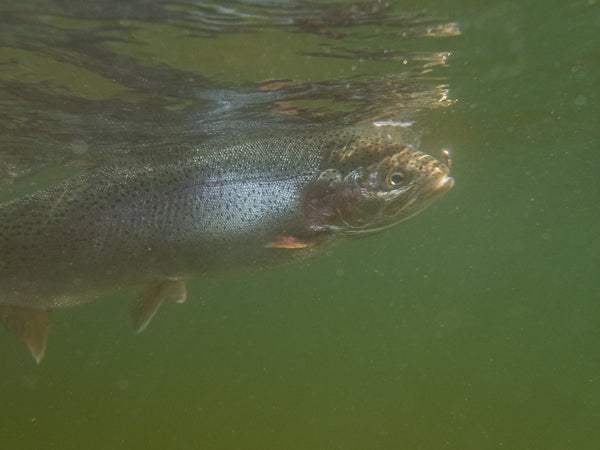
[0,126,453,362]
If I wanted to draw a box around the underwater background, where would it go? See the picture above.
[1,0,598,448]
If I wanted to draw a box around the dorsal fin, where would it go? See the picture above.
[0,306,51,364]
[131,279,187,334]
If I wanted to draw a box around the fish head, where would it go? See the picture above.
[304,137,454,235]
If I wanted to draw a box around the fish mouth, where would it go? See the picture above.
[418,174,454,203]
[435,175,455,194]
[387,173,454,219]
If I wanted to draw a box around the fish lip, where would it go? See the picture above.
[413,174,454,204]
[436,175,455,193]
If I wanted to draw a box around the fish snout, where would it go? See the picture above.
[434,174,455,195]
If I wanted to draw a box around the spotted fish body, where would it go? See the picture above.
[0,126,454,361]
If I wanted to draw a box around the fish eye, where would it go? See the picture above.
[388,172,404,186]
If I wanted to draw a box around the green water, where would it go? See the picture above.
[1,0,598,449]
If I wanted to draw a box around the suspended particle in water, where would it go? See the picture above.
[574,95,587,106]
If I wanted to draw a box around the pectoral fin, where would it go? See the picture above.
[266,235,317,249]
[266,234,330,249]
[131,279,187,334]
[0,306,51,364]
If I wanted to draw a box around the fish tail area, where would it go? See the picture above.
[0,306,51,364]
[131,279,187,334]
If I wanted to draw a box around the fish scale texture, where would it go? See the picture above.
[0,126,451,310]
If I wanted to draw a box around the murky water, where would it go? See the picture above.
[1,0,598,449]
